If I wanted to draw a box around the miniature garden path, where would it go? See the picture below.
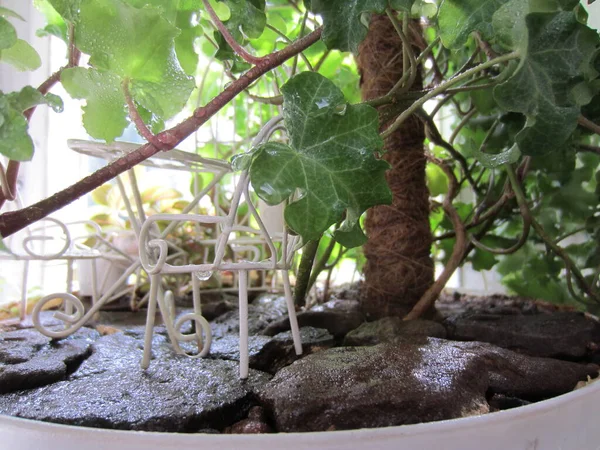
[0,291,599,433]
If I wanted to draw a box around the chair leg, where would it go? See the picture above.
[158,286,184,355]
[141,274,160,369]
[90,259,99,307]
[239,270,249,379]
[20,261,29,321]
[65,261,74,316]
[282,270,303,355]
[192,274,203,347]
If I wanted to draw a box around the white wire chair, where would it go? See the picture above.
[139,170,302,379]
[138,117,303,378]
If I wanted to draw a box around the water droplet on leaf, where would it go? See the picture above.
[334,104,347,116]
[315,98,330,109]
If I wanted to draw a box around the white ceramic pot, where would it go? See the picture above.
[77,232,138,296]
[77,258,127,296]
[0,378,598,450]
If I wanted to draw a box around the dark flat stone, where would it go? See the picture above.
[208,327,334,374]
[344,317,446,346]
[258,337,598,432]
[311,298,362,314]
[211,294,290,339]
[199,299,236,321]
[436,291,577,318]
[0,328,49,364]
[445,312,600,360]
[263,310,364,338]
[208,335,274,363]
[0,332,270,432]
[252,327,334,374]
[0,327,99,393]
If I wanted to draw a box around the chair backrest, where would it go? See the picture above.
[139,170,300,278]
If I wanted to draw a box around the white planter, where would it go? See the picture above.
[77,232,138,296]
[77,258,127,296]
[0,378,598,450]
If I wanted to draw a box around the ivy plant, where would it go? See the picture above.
[0,0,599,316]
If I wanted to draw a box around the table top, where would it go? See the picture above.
[67,139,232,174]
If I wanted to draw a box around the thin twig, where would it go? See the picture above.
[405,156,467,320]
[307,235,338,293]
[446,78,498,94]
[578,144,600,155]
[417,108,482,195]
[202,0,263,65]
[247,93,284,105]
[505,164,600,305]
[578,115,600,135]
[554,227,588,245]
[381,52,520,139]
[314,49,331,72]
[291,10,309,76]
[475,31,498,60]
[469,213,531,255]
[449,107,476,144]
[265,23,313,72]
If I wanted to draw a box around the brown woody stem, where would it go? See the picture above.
[122,79,164,149]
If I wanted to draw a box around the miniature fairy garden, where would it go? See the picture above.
[1,0,600,439]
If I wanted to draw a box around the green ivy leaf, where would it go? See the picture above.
[175,11,203,75]
[494,12,600,156]
[124,0,179,22]
[214,0,266,60]
[0,39,41,71]
[66,0,194,139]
[34,0,68,42]
[0,7,25,21]
[491,0,581,50]
[0,98,32,161]
[47,0,81,22]
[7,86,63,113]
[474,143,521,168]
[61,68,128,142]
[0,17,17,50]
[245,72,391,246]
[0,87,61,161]
[469,245,498,271]
[390,0,416,10]
[308,0,415,53]
[334,224,368,248]
[438,0,509,49]
[0,237,10,254]
[219,0,265,39]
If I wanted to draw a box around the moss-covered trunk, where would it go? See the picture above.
[357,14,433,319]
